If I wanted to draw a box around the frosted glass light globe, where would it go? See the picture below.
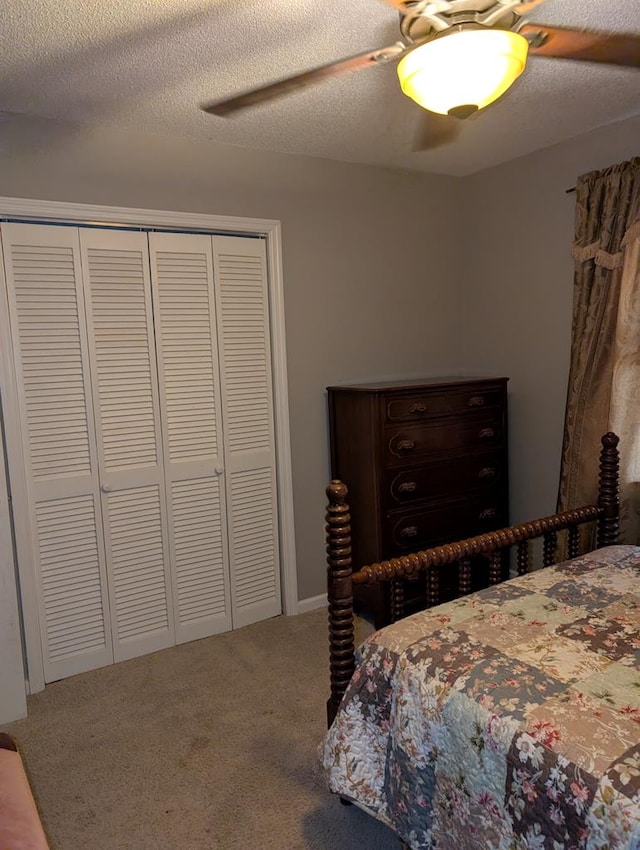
[397,28,529,116]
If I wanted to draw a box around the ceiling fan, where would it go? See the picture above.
[201,0,640,151]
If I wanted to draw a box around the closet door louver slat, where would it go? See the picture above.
[213,236,281,628]
[0,223,113,681]
[106,486,170,644]
[36,495,108,668]
[229,467,277,609]
[87,245,158,470]
[80,230,175,661]
[150,233,232,642]
[171,477,228,628]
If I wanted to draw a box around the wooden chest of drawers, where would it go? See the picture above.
[327,377,509,626]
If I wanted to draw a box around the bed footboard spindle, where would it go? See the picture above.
[517,541,530,575]
[390,578,405,623]
[597,432,620,548]
[567,525,580,559]
[326,481,355,727]
[489,551,502,585]
[543,532,558,567]
[459,558,472,596]
[427,566,440,606]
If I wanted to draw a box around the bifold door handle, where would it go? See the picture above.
[215,466,225,476]
[100,483,113,493]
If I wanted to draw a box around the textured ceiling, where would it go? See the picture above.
[1,0,639,176]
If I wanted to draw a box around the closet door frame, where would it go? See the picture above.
[0,196,297,697]
[0,244,28,721]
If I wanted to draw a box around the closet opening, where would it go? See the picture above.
[0,198,296,696]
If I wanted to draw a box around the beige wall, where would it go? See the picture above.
[0,114,465,604]
[1,111,638,619]
[460,114,640,526]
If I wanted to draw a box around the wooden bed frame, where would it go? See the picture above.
[325,432,621,726]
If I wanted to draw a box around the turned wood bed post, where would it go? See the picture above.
[326,481,355,727]
[597,432,620,548]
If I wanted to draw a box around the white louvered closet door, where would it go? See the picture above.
[213,236,281,628]
[149,232,232,642]
[2,223,283,684]
[79,229,175,662]
[0,223,114,682]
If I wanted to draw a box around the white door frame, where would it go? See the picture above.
[0,197,298,698]
[0,380,28,722]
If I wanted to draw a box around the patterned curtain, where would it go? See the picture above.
[558,157,640,544]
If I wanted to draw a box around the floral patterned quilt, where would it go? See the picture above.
[322,545,640,850]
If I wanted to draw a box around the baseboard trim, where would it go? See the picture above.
[297,593,327,614]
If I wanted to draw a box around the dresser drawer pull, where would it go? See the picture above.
[396,439,416,453]
[398,481,417,494]
[467,395,486,407]
[479,508,497,521]
[400,525,418,539]
[408,402,428,414]
[478,466,496,479]
[479,427,495,440]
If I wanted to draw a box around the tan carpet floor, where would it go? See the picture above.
[1,608,401,849]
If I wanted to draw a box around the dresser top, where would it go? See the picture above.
[327,376,509,392]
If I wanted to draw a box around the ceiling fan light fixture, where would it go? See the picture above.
[397,28,529,116]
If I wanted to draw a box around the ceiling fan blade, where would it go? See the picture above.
[378,0,421,12]
[522,23,640,68]
[412,111,463,152]
[202,44,407,116]
[381,0,548,15]
[513,0,548,14]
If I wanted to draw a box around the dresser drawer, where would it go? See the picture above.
[384,451,505,508]
[384,416,503,466]
[383,495,506,553]
[385,386,503,423]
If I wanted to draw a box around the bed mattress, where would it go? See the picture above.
[322,545,640,849]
